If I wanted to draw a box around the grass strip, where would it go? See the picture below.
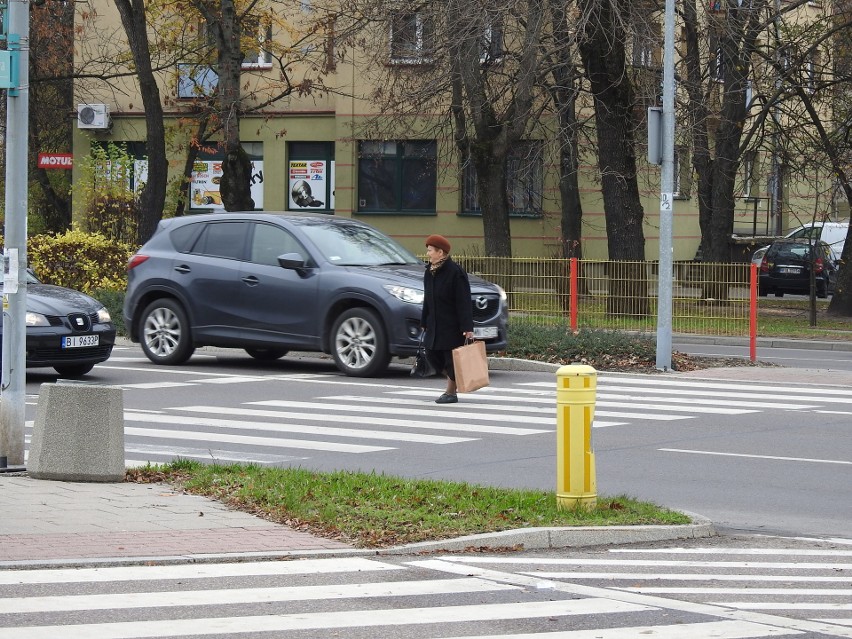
[128,461,692,548]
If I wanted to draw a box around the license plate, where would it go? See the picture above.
[473,326,498,339]
[62,335,99,349]
[779,267,801,274]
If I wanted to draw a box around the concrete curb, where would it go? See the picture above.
[376,512,715,555]
[0,514,714,570]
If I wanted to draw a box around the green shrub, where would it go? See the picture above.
[26,230,133,294]
[93,288,127,336]
[504,320,657,365]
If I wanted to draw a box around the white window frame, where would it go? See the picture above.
[742,150,756,199]
[480,22,503,64]
[389,12,434,64]
[242,22,273,68]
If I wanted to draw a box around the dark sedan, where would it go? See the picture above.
[758,238,838,298]
[0,271,116,377]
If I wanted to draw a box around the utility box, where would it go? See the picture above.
[29,381,125,482]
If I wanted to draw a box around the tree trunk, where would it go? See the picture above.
[113,0,167,244]
[578,0,647,316]
[216,0,255,212]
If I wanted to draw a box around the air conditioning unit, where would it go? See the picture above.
[77,103,110,129]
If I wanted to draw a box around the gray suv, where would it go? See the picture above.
[123,212,508,377]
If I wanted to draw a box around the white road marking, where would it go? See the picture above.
[123,426,391,454]
[0,578,519,614]
[124,410,474,444]
[0,599,651,639]
[0,557,403,585]
[659,448,852,465]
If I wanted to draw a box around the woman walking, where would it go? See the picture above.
[421,234,474,404]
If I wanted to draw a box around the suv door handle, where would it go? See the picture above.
[242,275,259,286]
[174,265,190,273]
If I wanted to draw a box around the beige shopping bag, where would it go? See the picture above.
[452,339,490,393]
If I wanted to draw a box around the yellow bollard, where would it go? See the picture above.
[555,364,597,510]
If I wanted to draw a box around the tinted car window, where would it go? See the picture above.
[171,223,204,253]
[249,224,306,265]
[298,220,420,266]
[772,244,810,260]
[193,222,247,260]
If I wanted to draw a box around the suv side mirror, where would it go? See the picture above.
[278,253,307,270]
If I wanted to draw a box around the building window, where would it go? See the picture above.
[742,151,756,198]
[242,19,273,67]
[481,20,503,64]
[358,140,437,213]
[462,142,543,217]
[390,12,434,63]
[710,33,724,82]
[632,9,659,68]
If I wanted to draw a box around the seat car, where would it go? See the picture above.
[0,270,116,376]
[123,212,508,377]
[758,238,838,298]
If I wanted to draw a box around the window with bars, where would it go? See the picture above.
[462,142,543,216]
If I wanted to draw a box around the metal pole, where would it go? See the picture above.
[1,0,29,469]
[655,0,675,371]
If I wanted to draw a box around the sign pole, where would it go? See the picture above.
[1,0,29,469]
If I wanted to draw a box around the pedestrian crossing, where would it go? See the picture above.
[2,551,844,639]
[415,540,852,637]
[24,373,842,468]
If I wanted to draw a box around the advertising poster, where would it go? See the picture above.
[190,160,265,210]
[289,160,328,209]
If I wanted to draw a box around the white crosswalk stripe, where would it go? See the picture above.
[430,540,852,636]
[28,373,847,467]
[0,556,812,639]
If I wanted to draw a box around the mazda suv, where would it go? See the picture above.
[123,212,508,376]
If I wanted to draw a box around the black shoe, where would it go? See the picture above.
[435,393,458,404]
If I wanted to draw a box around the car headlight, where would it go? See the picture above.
[96,307,112,323]
[26,312,50,327]
[383,285,424,304]
[495,285,507,301]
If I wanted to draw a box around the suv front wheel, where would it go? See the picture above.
[330,308,390,377]
[139,298,196,365]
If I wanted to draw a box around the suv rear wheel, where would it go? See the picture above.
[330,308,390,377]
[140,298,195,365]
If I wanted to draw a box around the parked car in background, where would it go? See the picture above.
[123,212,509,377]
[785,221,848,262]
[0,270,116,377]
[751,220,848,266]
[758,238,838,298]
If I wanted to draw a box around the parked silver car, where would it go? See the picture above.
[123,212,508,376]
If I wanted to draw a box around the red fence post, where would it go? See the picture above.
[570,257,578,333]
[749,263,757,362]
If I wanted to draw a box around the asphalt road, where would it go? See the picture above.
[22,341,852,539]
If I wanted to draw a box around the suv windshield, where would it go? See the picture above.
[298,220,421,266]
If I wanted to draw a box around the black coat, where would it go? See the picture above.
[421,258,473,350]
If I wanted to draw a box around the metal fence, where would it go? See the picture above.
[455,257,755,337]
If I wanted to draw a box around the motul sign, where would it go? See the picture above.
[38,153,73,169]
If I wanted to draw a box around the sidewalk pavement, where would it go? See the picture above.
[1,342,848,570]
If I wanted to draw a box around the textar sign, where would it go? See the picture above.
[38,153,73,170]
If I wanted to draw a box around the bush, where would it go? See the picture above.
[27,230,133,294]
[93,288,127,336]
[503,320,657,366]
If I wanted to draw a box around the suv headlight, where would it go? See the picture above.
[96,307,112,323]
[495,285,507,301]
[384,285,424,304]
[26,312,50,327]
